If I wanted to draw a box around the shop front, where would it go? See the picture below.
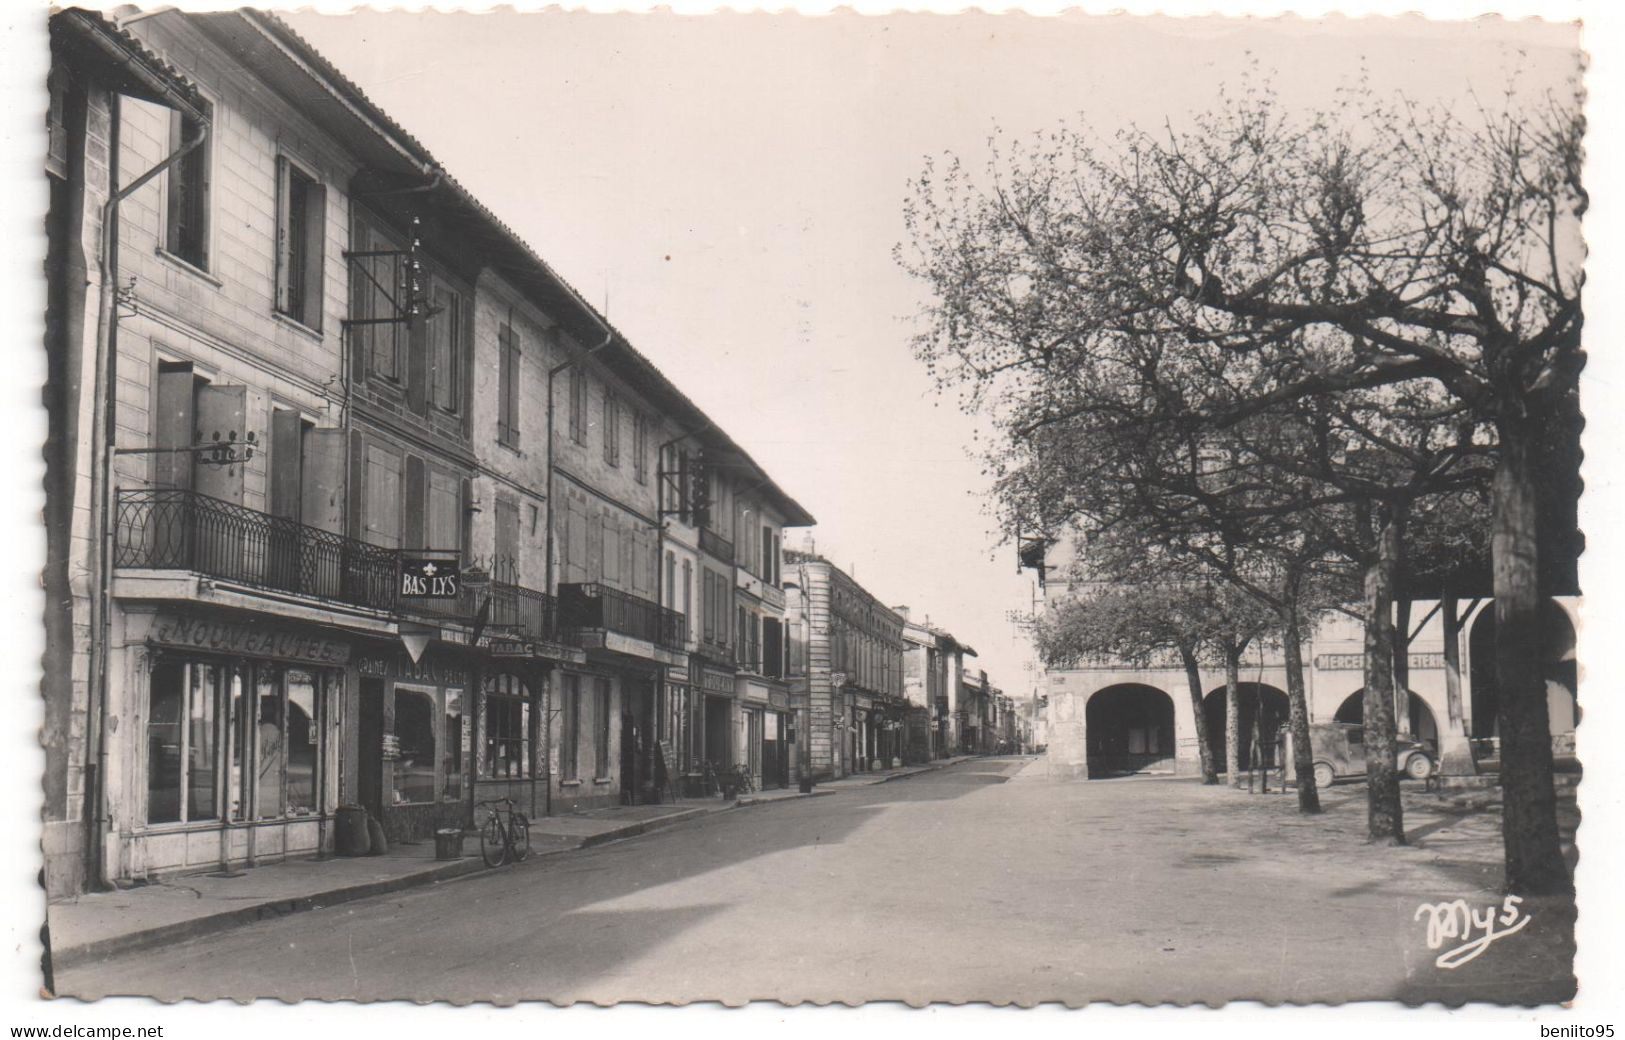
[115,610,347,880]
[352,643,474,845]
[693,661,737,793]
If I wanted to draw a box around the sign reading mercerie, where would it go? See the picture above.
[399,556,460,599]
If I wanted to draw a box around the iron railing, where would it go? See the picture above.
[114,488,557,642]
[116,487,398,611]
[559,581,687,650]
[699,527,733,563]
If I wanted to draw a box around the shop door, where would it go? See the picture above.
[358,678,385,819]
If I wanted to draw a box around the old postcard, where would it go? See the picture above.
[18,0,1620,1020]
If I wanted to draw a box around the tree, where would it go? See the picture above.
[902,71,1580,890]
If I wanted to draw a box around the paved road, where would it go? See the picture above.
[59,757,1575,1005]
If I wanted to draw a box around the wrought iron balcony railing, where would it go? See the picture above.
[558,581,687,651]
[114,488,557,643]
[699,527,733,564]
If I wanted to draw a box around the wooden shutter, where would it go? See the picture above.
[494,496,519,573]
[152,362,195,491]
[406,299,429,415]
[363,444,401,549]
[301,428,346,535]
[193,384,246,504]
[428,471,460,554]
[506,327,521,445]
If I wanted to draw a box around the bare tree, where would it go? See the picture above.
[901,72,1580,890]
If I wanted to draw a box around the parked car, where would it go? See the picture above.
[1281,721,1436,790]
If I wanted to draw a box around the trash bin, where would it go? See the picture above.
[334,805,371,857]
[434,828,464,861]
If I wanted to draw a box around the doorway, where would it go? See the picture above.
[358,677,385,819]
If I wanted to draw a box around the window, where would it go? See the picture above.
[764,618,783,678]
[761,526,774,584]
[560,674,580,781]
[593,677,612,777]
[276,157,325,330]
[568,367,588,445]
[633,412,649,483]
[165,108,210,270]
[603,391,621,466]
[497,322,521,447]
[430,287,461,413]
[148,660,328,826]
[145,659,219,824]
[443,688,464,801]
[392,686,437,804]
[482,675,531,779]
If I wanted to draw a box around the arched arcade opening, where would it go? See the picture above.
[1468,599,1577,747]
[1333,689,1439,747]
[1202,683,1290,772]
[1085,684,1176,778]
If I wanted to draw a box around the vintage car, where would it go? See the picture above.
[1282,721,1436,790]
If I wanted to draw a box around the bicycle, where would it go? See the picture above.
[477,797,530,867]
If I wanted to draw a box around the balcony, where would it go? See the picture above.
[699,527,733,564]
[113,488,557,644]
[558,582,687,651]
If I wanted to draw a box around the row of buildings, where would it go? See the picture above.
[42,9,1016,897]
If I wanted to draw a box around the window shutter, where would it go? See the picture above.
[403,454,426,550]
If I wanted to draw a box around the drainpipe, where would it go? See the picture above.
[86,98,210,890]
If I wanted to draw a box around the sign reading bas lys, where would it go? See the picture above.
[400,556,460,599]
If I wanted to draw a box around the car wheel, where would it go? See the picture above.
[1312,762,1336,790]
[1405,753,1434,781]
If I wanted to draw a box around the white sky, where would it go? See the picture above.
[276,10,1577,697]
[5,0,1625,1028]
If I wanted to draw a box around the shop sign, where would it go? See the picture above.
[399,556,461,599]
[741,681,770,704]
[1315,652,1444,672]
[769,689,790,710]
[666,663,691,684]
[356,651,469,687]
[699,666,735,696]
[149,614,350,665]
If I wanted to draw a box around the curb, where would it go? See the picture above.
[573,807,710,848]
[51,854,489,971]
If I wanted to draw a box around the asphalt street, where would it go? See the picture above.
[58,756,1576,1005]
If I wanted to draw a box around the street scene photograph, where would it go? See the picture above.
[23,0,1617,1019]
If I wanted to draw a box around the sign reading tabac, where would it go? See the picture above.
[149,615,350,665]
[399,556,461,600]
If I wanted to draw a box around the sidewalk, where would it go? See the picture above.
[49,802,703,970]
[47,760,979,970]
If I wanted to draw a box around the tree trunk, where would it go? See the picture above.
[1394,594,1413,736]
[1493,416,1569,894]
[1224,643,1242,788]
[1280,593,1320,814]
[1362,504,1406,844]
[1438,591,1478,775]
[1180,644,1218,784]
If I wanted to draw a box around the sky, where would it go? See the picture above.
[274,9,1580,701]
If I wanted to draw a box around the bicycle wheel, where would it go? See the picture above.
[509,813,530,862]
[480,813,508,867]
